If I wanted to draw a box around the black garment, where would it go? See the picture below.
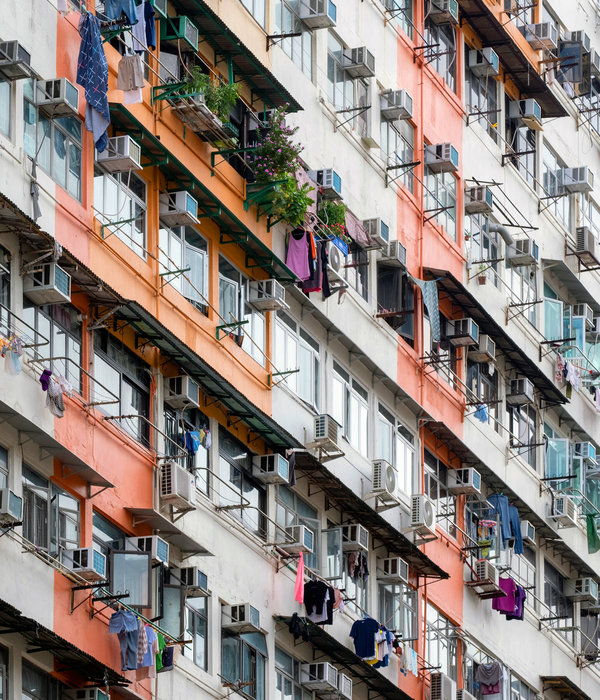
[303,241,322,294]
[287,450,296,486]
[321,240,332,299]
[304,580,328,617]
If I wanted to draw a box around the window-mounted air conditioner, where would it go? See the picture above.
[447,468,482,496]
[337,673,352,700]
[565,578,599,603]
[363,218,390,246]
[164,375,200,410]
[222,603,261,633]
[425,143,459,173]
[576,226,597,266]
[247,279,288,311]
[23,262,71,305]
[380,89,413,121]
[506,377,534,406]
[445,318,479,347]
[551,494,578,528]
[464,186,493,215]
[300,663,339,692]
[372,459,398,500]
[61,547,107,583]
[96,135,142,173]
[343,47,375,78]
[160,461,195,510]
[159,16,199,51]
[342,523,369,552]
[468,47,500,77]
[380,240,407,268]
[125,535,169,565]
[378,557,409,584]
[0,41,33,80]
[509,239,539,266]
[327,240,346,282]
[567,30,591,53]
[519,22,558,51]
[252,454,290,484]
[592,50,600,78]
[64,689,109,700]
[276,524,315,554]
[426,0,458,25]
[410,494,436,538]
[159,191,199,227]
[559,167,594,194]
[430,671,457,700]
[521,520,535,546]
[308,168,342,199]
[508,98,543,131]
[457,691,477,700]
[36,78,79,117]
[0,488,22,525]
[180,566,209,596]
[475,559,499,585]
[574,441,597,465]
[298,0,337,29]
[469,334,496,363]
[313,414,341,450]
[573,304,594,330]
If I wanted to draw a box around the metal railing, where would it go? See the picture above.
[0,302,49,349]
[102,414,188,460]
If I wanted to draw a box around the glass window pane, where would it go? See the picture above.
[53,128,67,188]
[67,143,81,199]
[111,551,151,607]
[0,81,10,136]
[37,116,51,173]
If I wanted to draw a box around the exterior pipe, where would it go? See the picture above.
[488,222,514,247]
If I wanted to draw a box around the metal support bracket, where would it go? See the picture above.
[268,368,300,387]
[423,204,453,225]
[385,160,420,187]
[266,32,302,50]
[216,320,249,341]
[159,267,191,288]
[505,298,543,324]
[100,217,137,240]
[334,104,371,131]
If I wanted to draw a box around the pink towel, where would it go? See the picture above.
[295,552,304,604]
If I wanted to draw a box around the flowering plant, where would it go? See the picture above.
[253,106,303,183]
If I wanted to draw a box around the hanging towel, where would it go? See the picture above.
[508,504,523,554]
[412,277,440,342]
[46,377,66,418]
[487,493,511,543]
[587,514,600,554]
[76,13,110,152]
[294,552,304,604]
[475,661,502,695]
[104,0,139,24]
[474,403,488,423]
[131,1,149,52]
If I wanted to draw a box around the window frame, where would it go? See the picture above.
[380,119,415,192]
[425,604,458,681]
[378,581,418,641]
[464,59,499,142]
[185,595,209,670]
[273,0,313,78]
[327,33,355,110]
[507,402,537,470]
[424,165,457,240]
[424,450,456,537]
[542,143,571,228]
[376,403,415,496]
[331,362,369,456]
[275,646,311,700]
[0,80,10,138]
[423,20,457,91]
[221,633,266,700]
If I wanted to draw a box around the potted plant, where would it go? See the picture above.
[318,200,351,246]
[252,106,304,184]
[477,263,487,285]
[172,67,239,133]
[270,178,315,227]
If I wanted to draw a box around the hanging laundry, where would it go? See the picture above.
[304,580,333,624]
[587,513,600,554]
[411,277,440,342]
[131,1,150,52]
[302,240,323,294]
[39,369,52,391]
[475,661,502,695]
[117,54,145,104]
[285,449,296,487]
[56,375,74,397]
[321,239,332,299]
[136,625,159,679]
[349,617,380,660]
[505,585,526,621]
[136,618,148,665]
[76,13,110,151]
[159,645,176,672]
[347,551,369,582]
[332,588,344,612]
[286,228,311,281]
[492,576,517,614]
[487,493,511,544]
[204,428,212,449]
[508,504,523,554]
[109,610,139,671]
[294,552,305,604]
[46,376,66,418]
[57,0,70,15]
[474,403,488,423]
[477,519,496,558]
[287,612,310,641]
[556,352,565,384]
[155,632,166,672]
[104,0,139,24]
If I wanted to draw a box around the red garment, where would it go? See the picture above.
[294,552,305,604]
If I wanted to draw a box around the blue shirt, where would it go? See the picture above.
[350,618,380,659]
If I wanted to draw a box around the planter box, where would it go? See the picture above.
[170,95,223,135]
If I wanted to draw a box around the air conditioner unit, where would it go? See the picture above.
[576,226,597,266]
[519,22,558,50]
[410,494,436,538]
[593,317,600,334]
[125,535,169,565]
[343,47,375,78]
[342,523,369,552]
[300,663,339,692]
[475,559,499,585]
[426,0,459,25]
[380,89,413,121]
[363,218,390,246]
[566,578,599,603]
[159,16,199,50]
[36,78,79,117]
[0,488,22,525]
[592,50,600,77]
[551,494,578,528]
[160,461,195,510]
[430,671,457,700]
[521,520,535,546]
[425,143,459,173]
[574,441,597,465]
[457,689,477,700]
[252,454,290,484]
[180,566,209,596]
[327,240,346,281]
[164,375,200,410]
[61,547,107,583]
[468,47,500,77]
[508,98,543,130]
[313,414,341,450]
[372,459,398,499]
[159,191,199,226]
[23,262,71,304]
[509,239,539,266]
[298,0,337,28]
[379,557,409,584]
[559,167,594,194]
[247,279,288,311]
[573,304,594,330]
[308,169,342,199]
[464,186,493,214]
[96,135,142,173]
[506,377,534,406]
[469,335,496,362]
[337,673,353,700]
[567,31,591,53]
[380,240,407,268]
[0,41,33,80]
[64,689,109,700]
[276,524,315,554]
[448,468,482,496]
[445,318,479,347]
[222,603,261,633]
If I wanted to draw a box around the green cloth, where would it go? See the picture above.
[586,514,600,554]
[155,632,166,672]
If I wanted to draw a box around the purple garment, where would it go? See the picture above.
[506,586,526,620]
[492,576,517,613]
[286,229,311,281]
[303,241,322,293]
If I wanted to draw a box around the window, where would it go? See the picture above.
[276,485,320,569]
[386,0,412,38]
[425,313,458,384]
[424,166,457,240]
[240,0,265,26]
[579,193,600,243]
[377,267,415,343]
[467,214,499,284]
[425,604,458,681]
[23,81,82,200]
[331,362,369,455]
[93,169,147,257]
[111,549,152,608]
[93,511,127,557]
[327,34,354,110]
[544,561,574,646]
[0,645,6,700]
[379,582,417,640]
[466,358,499,429]
[219,427,266,538]
[507,0,534,27]
[511,545,536,595]
[376,404,415,496]
[0,446,7,489]
[579,78,600,137]
[424,450,455,537]
[185,597,208,670]
[274,312,320,409]
[275,647,311,700]
[222,632,266,700]
[510,675,538,700]
[0,245,9,330]
[505,261,536,325]
[507,401,537,470]
[343,242,368,301]
[424,21,456,92]
[380,119,415,192]
[159,225,209,313]
[543,282,563,342]
[273,0,312,78]
[163,407,210,494]
[465,60,498,142]
[542,144,570,228]
[22,662,63,700]
[22,466,79,555]
[343,551,368,614]
[0,81,10,137]
[505,98,537,187]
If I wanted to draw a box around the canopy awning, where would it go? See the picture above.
[125,507,212,557]
[540,676,591,700]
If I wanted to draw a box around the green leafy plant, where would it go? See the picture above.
[253,106,303,183]
[270,180,315,227]
[182,67,239,122]
[318,200,350,242]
